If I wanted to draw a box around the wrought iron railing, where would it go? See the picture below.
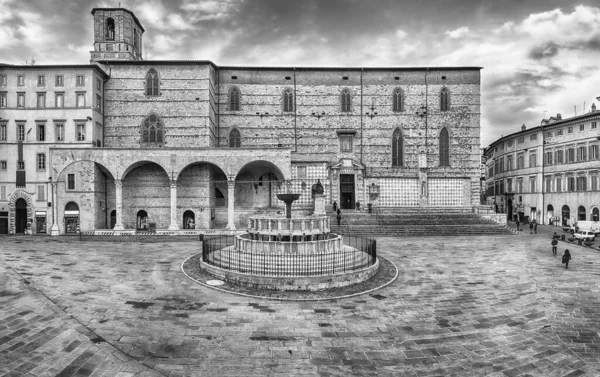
[202,234,376,277]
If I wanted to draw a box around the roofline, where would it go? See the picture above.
[95,60,482,71]
[91,8,145,33]
[486,110,600,150]
[0,63,109,77]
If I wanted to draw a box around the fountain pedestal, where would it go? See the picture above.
[276,193,300,219]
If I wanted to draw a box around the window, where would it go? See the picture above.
[579,124,585,131]
[506,178,512,193]
[55,124,64,141]
[439,128,450,166]
[283,88,294,112]
[55,92,64,108]
[556,129,563,136]
[529,153,536,167]
[76,92,85,107]
[577,146,587,161]
[517,153,524,169]
[517,178,523,193]
[37,92,46,108]
[556,177,562,192]
[97,78,101,91]
[0,186,5,200]
[592,122,597,129]
[392,88,404,112]
[17,92,25,107]
[545,151,552,165]
[568,176,575,191]
[141,114,164,145]
[0,124,5,141]
[555,150,564,164]
[341,89,352,112]
[37,124,45,141]
[567,148,575,163]
[37,75,45,87]
[17,75,24,86]
[545,177,551,193]
[37,154,45,170]
[592,176,598,191]
[0,74,6,86]
[67,174,75,190]
[0,92,6,108]
[17,124,24,141]
[229,128,241,147]
[55,75,64,86]
[530,134,537,140]
[392,128,404,167]
[440,87,449,111]
[106,18,115,40]
[507,155,513,170]
[146,68,159,96]
[37,185,45,201]
[499,157,504,173]
[577,176,587,191]
[229,87,240,111]
[517,137,524,143]
[339,133,353,152]
[530,177,536,193]
[568,126,573,133]
[76,124,85,141]
[590,145,599,160]
[76,75,85,86]
[134,28,139,51]
[297,166,307,179]
[17,161,24,170]
[0,161,6,170]
[96,94,102,112]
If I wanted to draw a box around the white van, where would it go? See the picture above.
[574,230,596,242]
[570,221,600,235]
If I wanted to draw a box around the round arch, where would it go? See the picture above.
[235,160,287,182]
[121,160,169,181]
[9,189,33,234]
[592,207,599,222]
[64,201,80,233]
[56,160,117,184]
[578,205,586,221]
[561,205,570,227]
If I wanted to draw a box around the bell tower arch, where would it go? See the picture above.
[90,7,145,62]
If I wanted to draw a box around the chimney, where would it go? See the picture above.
[521,124,526,131]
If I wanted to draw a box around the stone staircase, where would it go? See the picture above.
[329,207,513,237]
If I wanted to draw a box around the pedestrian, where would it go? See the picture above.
[553,232,558,239]
[332,201,337,211]
[533,220,538,234]
[336,208,342,226]
[551,238,558,256]
[515,218,520,231]
[562,249,572,269]
[529,221,533,234]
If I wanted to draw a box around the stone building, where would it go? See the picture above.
[484,107,600,226]
[0,7,482,235]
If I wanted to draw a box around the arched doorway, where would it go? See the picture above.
[183,210,195,229]
[547,204,554,226]
[64,202,80,233]
[578,206,586,221]
[137,210,148,230]
[15,198,27,233]
[110,210,116,229]
[561,205,570,227]
[592,207,599,221]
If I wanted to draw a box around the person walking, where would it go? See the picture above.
[332,201,337,212]
[529,221,533,234]
[551,238,558,256]
[336,208,342,226]
[515,218,520,231]
[533,220,538,234]
[562,249,572,269]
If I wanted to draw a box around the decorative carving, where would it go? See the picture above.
[311,179,324,199]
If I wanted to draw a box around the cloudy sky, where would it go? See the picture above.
[1,0,600,146]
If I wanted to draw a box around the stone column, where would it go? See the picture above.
[168,180,179,230]
[226,179,236,230]
[114,179,124,231]
[50,182,60,236]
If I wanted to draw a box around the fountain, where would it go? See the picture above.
[199,186,378,291]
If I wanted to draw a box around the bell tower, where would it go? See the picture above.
[90,7,145,62]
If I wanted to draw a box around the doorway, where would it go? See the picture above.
[15,198,27,233]
[561,205,570,226]
[340,174,355,210]
[110,210,116,229]
[137,210,148,230]
[0,211,8,234]
[183,210,195,229]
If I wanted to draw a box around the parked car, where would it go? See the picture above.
[573,230,596,242]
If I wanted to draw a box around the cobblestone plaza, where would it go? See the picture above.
[1,228,599,376]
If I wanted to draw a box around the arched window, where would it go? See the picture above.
[145,68,159,96]
[592,207,599,221]
[392,128,404,167]
[439,127,450,166]
[229,87,240,111]
[133,28,139,51]
[229,128,241,148]
[561,205,570,226]
[440,87,450,111]
[283,89,294,112]
[141,114,164,146]
[106,18,115,40]
[578,206,586,221]
[341,89,351,112]
[392,88,405,112]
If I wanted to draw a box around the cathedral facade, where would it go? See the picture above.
[0,7,481,235]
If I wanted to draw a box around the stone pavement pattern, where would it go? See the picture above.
[0,226,599,376]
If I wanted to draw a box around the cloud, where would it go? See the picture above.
[445,26,470,39]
